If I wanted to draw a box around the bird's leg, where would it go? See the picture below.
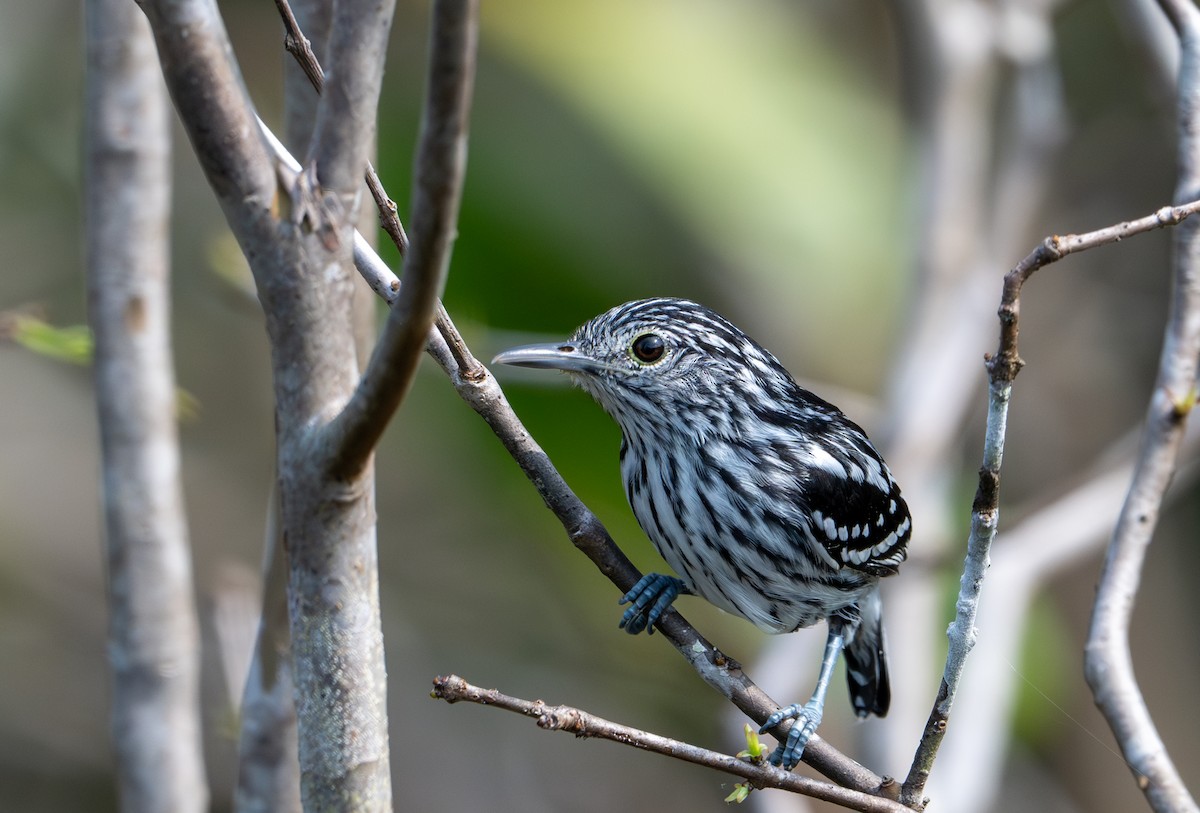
[759,625,847,769]
[618,573,690,635]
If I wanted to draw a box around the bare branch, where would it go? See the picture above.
[234,485,301,813]
[932,421,1200,807]
[307,0,396,193]
[85,1,206,809]
[901,195,1200,809]
[323,0,479,479]
[275,0,325,97]
[274,0,411,252]
[1081,3,1200,811]
[135,0,274,214]
[431,675,908,813]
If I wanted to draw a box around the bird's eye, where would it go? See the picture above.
[631,333,666,364]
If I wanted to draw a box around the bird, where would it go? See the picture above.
[492,297,911,769]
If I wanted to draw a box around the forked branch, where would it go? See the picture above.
[322,0,479,479]
[901,196,1200,809]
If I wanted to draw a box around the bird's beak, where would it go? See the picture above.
[491,342,607,375]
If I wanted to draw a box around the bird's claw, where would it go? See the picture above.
[759,700,824,770]
[618,573,684,635]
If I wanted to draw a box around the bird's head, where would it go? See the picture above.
[492,298,795,437]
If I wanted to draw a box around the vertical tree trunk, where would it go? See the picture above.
[85,1,207,810]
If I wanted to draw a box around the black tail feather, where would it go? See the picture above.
[843,590,890,718]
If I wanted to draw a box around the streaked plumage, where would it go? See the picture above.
[493,297,911,768]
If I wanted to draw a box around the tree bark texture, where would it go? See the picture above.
[85,1,207,810]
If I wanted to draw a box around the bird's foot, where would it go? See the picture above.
[618,573,685,635]
[759,699,825,770]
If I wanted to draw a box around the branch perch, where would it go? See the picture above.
[264,4,886,794]
[431,675,908,813]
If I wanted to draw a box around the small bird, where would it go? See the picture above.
[493,297,911,768]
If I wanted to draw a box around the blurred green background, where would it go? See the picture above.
[1,1,1198,812]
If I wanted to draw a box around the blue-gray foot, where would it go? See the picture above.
[759,699,825,769]
[618,573,687,634]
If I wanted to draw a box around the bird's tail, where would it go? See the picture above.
[843,587,890,718]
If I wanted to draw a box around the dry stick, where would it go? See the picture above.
[1083,3,1200,812]
[899,199,1200,810]
[431,675,910,813]
[267,0,887,797]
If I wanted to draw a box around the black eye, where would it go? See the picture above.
[631,333,666,364]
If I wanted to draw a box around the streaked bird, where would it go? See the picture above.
[493,297,911,768]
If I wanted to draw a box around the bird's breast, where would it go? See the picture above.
[619,438,871,633]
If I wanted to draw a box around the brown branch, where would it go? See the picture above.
[274,0,324,94]
[990,201,1200,384]
[900,198,1200,809]
[432,675,908,813]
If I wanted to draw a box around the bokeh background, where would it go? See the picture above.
[1,1,1198,811]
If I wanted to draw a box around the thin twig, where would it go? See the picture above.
[273,0,410,252]
[1082,3,1200,812]
[274,0,323,93]
[900,196,1200,809]
[431,675,908,813]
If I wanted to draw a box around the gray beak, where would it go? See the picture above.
[491,342,606,375]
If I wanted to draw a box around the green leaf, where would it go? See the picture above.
[724,783,750,804]
[735,723,767,762]
[9,314,93,365]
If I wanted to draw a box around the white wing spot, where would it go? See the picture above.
[823,516,839,540]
